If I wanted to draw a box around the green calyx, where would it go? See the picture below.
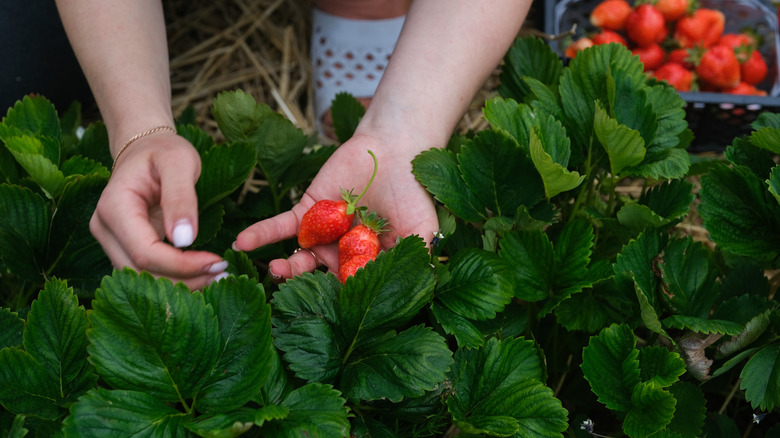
[342,150,379,215]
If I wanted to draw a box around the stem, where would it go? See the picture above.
[346,150,378,214]
[719,377,742,415]
[568,139,594,223]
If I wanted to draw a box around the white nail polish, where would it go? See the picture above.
[213,272,229,282]
[172,220,195,248]
[207,261,229,274]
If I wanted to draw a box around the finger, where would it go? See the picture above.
[156,145,202,248]
[233,208,305,252]
[268,245,339,282]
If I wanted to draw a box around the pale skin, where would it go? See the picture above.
[55,0,532,290]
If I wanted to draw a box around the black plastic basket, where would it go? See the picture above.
[543,0,780,151]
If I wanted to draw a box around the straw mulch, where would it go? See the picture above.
[162,0,511,142]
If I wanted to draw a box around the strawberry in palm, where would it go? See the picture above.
[338,211,388,283]
[298,150,378,248]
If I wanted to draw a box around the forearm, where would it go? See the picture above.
[357,0,531,150]
[55,0,174,154]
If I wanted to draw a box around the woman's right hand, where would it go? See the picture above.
[90,131,228,290]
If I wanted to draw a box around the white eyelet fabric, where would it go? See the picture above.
[311,8,405,130]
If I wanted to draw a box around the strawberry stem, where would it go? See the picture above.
[345,150,378,215]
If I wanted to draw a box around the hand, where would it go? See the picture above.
[233,132,438,281]
[90,132,228,290]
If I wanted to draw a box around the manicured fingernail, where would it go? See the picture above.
[268,266,283,283]
[213,272,229,282]
[231,241,240,251]
[172,220,195,248]
[206,261,228,274]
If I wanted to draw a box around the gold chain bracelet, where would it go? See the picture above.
[111,125,177,173]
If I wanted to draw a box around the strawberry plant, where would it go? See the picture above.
[2,35,780,437]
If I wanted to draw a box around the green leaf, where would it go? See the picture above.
[448,338,564,437]
[666,381,707,438]
[460,129,543,215]
[47,174,112,289]
[498,36,563,102]
[617,180,695,230]
[637,346,686,387]
[88,269,221,403]
[698,163,780,266]
[581,323,640,412]
[185,408,258,438]
[341,325,452,402]
[435,248,514,321]
[198,276,272,413]
[623,381,676,437]
[430,303,485,349]
[0,308,24,349]
[529,128,585,198]
[177,123,216,156]
[499,229,554,302]
[412,147,486,222]
[24,279,93,400]
[740,343,780,410]
[330,92,365,143]
[60,155,109,178]
[272,272,343,383]
[195,143,256,211]
[748,126,780,155]
[0,95,62,146]
[72,121,112,167]
[1,136,65,198]
[0,349,63,420]
[661,315,744,335]
[259,383,350,438]
[593,102,645,177]
[0,184,50,282]
[554,278,638,333]
[483,97,532,153]
[63,388,187,437]
[657,237,719,318]
[614,230,667,311]
[716,307,773,358]
[768,165,780,205]
[212,90,307,188]
[339,236,435,344]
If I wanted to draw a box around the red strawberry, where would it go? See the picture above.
[724,82,767,95]
[632,43,666,71]
[741,49,768,85]
[338,255,374,283]
[667,48,694,69]
[592,29,628,46]
[337,211,387,283]
[565,37,595,58]
[695,44,741,89]
[590,0,633,31]
[653,62,695,91]
[625,4,668,47]
[655,0,690,22]
[298,150,379,248]
[674,8,725,48]
[718,32,757,54]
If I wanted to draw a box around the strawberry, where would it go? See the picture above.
[740,49,768,85]
[695,44,741,89]
[625,4,668,47]
[655,0,690,22]
[652,62,695,91]
[718,32,757,54]
[723,82,767,95]
[667,48,694,69]
[565,37,595,58]
[632,43,666,71]
[673,8,725,48]
[592,29,628,46]
[337,212,387,283]
[338,255,374,283]
[590,0,633,31]
[298,150,378,248]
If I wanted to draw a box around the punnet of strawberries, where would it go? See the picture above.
[566,0,771,95]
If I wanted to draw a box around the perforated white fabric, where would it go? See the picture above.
[311,8,405,130]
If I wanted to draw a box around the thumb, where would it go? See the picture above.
[158,147,202,248]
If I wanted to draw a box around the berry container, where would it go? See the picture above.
[543,0,780,151]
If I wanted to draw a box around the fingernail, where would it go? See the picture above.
[268,266,283,283]
[213,272,229,282]
[231,241,240,251]
[172,220,195,248]
[206,260,228,274]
